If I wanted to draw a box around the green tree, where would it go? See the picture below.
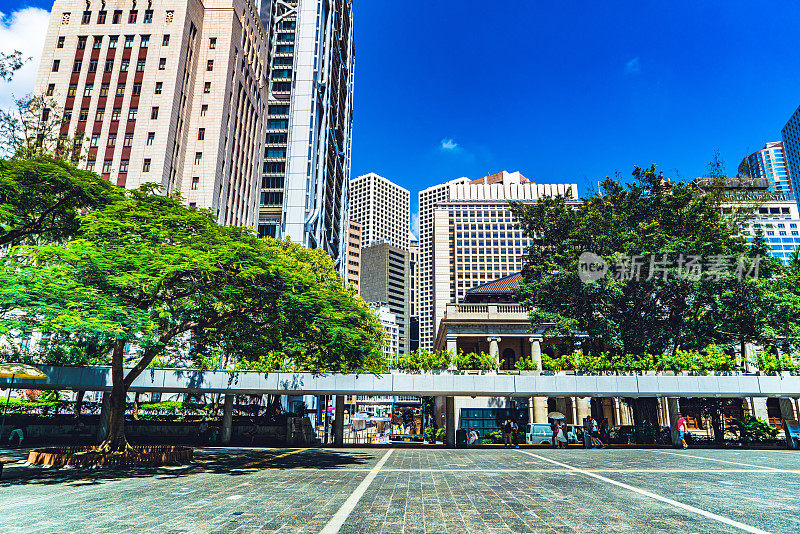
[0,50,28,81]
[1,186,384,452]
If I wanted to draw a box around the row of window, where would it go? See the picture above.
[59,80,164,98]
[71,9,156,26]
[52,56,168,73]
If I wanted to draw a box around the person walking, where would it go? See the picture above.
[468,429,479,445]
[599,418,610,445]
[676,414,689,449]
[550,420,559,448]
[556,422,568,449]
[588,416,606,448]
[512,420,520,449]
[502,418,514,448]
[8,426,24,448]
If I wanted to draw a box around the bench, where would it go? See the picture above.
[0,457,22,479]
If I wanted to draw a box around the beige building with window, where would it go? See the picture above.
[34,0,269,227]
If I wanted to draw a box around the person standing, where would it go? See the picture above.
[502,418,514,448]
[550,420,559,448]
[676,414,689,449]
[557,422,568,449]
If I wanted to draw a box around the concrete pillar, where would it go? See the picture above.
[446,337,458,370]
[570,397,578,425]
[445,396,456,447]
[221,394,234,445]
[530,396,548,423]
[751,397,769,422]
[576,397,591,426]
[529,337,542,371]
[97,391,111,442]
[488,337,500,364]
[779,398,798,422]
[601,398,614,424]
[334,395,345,447]
[555,397,568,418]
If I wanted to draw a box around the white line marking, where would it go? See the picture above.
[319,449,393,534]
[650,450,785,472]
[226,495,243,501]
[516,450,771,534]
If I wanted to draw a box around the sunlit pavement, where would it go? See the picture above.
[2,446,800,533]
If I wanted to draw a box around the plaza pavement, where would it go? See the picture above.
[1,445,799,533]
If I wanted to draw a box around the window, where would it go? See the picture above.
[102,160,112,173]
[93,36,102,48]
[46,84,55,96]
[136,58,146,71]
[154,82,162,94]
[99,83,109,96]
[191,177,199,190]
[57,36,65,48]
[158,58,166,70]
[207,59,213,71]
[119,159,129,172]
[111,108,121,121]
[189,202,196,207]
[124,35,134,48]
[116,83,125,97]
[95,108,105,121]
[62,109,72,123]
[82,11,91,24]
[150,106,158,119]
[83,85,92,97]
[67,84,77,97]
[132,82,141,96]
[143,159,151,172]
[267,119,288,129]
[88,59,98,72]
[162,35,170,46]
[200,105,207,117]
[52,60,60,72]
[146,132,155,145]
[90,133,99,147]
[194,152,202,164]
[128,108,138,120]
[77,36,87,49]
[197,128,205,140]
[266,148,286,158]
[120,59,129,71]
[104,59,114,72]
[140,35,149,48]
[97,10,106,24]
[86,159,95,171]
[109,36,118,48]
[209,37,217,49]
[78,108,89,121]
[123,133,133,146]
[203,82,211,93]
[107,133,117,147]
[113,10,122,23]
[143,10,153,23]
[268,104,289,115]
[128,10,137,23]
[72,60,82,72]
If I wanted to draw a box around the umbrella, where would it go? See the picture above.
[547,411,565,420]
[0,363,49,442]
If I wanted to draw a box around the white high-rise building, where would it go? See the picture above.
[369,302,399,361]
[418,171,578,350]
[782,105,800,209]
[34,0,270,227]
[257,0,354,272]
[349,173,410,250]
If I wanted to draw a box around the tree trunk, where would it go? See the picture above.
[73,390,85,417]
[133,392,140,420]
[97,340,134,453]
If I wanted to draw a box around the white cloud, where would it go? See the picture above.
[440,138,458,150]
[410,212,419,236]
[0,8,50,109]
[624,56,641,74]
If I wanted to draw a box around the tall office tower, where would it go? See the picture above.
[345,220,361,294]
[738,142,793,196]
[360,242,410,356]
[257,0,354,272]
[35,0,269,227]
[349,173,411,250]
[418,171,578,350]
[408,233,419,352]
[369,302,399,362]
[782,106,800,208]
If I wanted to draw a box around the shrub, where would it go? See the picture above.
[514,357,538,371]
[751,350,799,373]
[435,426,447,442]
[734,414,780,443]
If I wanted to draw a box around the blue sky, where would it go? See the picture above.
[3,1,800,226]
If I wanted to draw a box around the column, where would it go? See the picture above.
[555,397,568,418]
[667,397,681,446]
[445,396,456,447]
[530,397,548,423]
[576,397,591,425]
[334,395,345,447]
[529,337,542,371]
[96,391,111,442]
[601,398,615,424]
[446,336,458,370]
[751,397,769,422]
[221,394,234,445]
[487,337,500,364]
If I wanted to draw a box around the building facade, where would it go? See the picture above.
[361,242,410,356]
[345,220,361,293]
[408,232,419,352]
[417,171,578,350]
[738,142,793,195]
[740,196,800,263]
[257,0,354,272]
[35,0,269,227]
[782,105,800,208]
[369,302,399,362]
[349,172,410,250]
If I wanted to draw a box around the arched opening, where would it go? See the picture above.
[501,348,516,370]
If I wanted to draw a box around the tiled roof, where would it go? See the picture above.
[465,272,522,295]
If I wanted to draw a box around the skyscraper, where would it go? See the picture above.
[349,173,410,250]
[345,220,361,294]
[418,171,578,350]
[738,142,793,195]
[782,105,800,207]
[34,0,269,227]
[360,241,410,356]
[257,0,354,271]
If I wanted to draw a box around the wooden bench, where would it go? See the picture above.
[0,457,22,479]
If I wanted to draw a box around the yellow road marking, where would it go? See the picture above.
[231,448,311,471]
